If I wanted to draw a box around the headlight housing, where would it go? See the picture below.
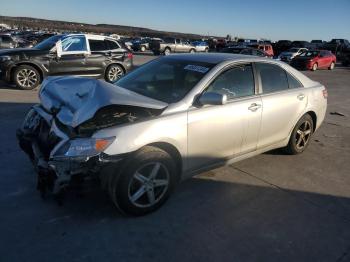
[0,56,11,62]
[53,137,115,159]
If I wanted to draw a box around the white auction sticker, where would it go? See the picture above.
[184,65,209,73]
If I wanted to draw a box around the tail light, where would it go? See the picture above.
[126,52,133,59]
[322,88,328,99]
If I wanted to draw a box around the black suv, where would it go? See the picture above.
[0,34,133,90]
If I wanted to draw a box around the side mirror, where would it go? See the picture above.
[55,40,62,58]
[198,92,227,106]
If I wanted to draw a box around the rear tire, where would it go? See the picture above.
[189,49,196,53]
[105,64,124,82]
[328,62,335,70]
[164,48,171,56]
[311,63,318,71]
[14,65,41,90]
[285,114,314,155]
[140,46,146,52]
[108,146,177,216]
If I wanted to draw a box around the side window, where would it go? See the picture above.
[286,72,303,88]
[106,40,120,50]
[256,63,289,93]
[205,64,255,99]
[89,39,107,51]
[2,35,11,43]
[61,36,87,52]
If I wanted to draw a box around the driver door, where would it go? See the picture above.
[187,63,262,171]
[49,35,90,76]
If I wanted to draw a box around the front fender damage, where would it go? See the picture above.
[17,76,167,198]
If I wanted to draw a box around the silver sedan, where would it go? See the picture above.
[17,53,327,215]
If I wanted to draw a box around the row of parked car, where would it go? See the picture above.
[0,28,349,90]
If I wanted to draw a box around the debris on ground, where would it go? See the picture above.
[330,111,346,117]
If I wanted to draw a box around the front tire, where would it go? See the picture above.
[189,49,196,53]
[285,114,314,155]
[311,63,318,71]
[14,65,41,90]
[105,64,124,82]
[328,62,335,70]
[108,146,177,216]
[140,46,146,52]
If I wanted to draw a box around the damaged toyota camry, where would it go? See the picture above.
[17,53,327,215]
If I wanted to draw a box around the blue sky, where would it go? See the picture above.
[1,0,349,41]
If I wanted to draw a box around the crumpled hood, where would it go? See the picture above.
[39,76,168,127]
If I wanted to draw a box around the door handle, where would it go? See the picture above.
[248,103,261,112]
[297,94,305,100]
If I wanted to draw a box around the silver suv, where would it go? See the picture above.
[17,53,327,215]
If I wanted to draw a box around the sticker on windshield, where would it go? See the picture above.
[184,65,209,73]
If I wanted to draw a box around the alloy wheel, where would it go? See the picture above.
[16,69,38,89]
[108,65,124,82]
[128,162,170,208]
[295,120,312,150]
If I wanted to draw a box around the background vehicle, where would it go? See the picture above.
[310,40,325,49]
[324,39,350,54]
[291,41,311,48]
[149,37,196,55]
[17,54,327,215]
[220,46,270,57]
[0,34,133,89]
[273,40,292,56]
[291,50,336,71]
[340,51,350,66]
[192,41,209,52]
[0,34,17,49]
[131,38,154,52]
[249,44,274,57]
[278,47,308,63]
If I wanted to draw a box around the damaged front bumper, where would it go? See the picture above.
[16,106,124,195]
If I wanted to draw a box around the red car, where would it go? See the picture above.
[250,44,274,57]
[291,50,336,71]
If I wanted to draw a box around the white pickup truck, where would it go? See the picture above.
[149,37,196,55]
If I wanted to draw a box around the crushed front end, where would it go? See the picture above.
[16,76,166,197]
[16,105,121,196]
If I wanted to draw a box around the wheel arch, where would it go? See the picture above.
[11,62,45,82]
[305,111,317,132]
[104,63,126,79]
[147,142,183,181]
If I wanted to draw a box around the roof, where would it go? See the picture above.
[165,53,270,64]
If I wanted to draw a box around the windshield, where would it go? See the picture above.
[298,51,319,57]
[115,58,215,103]
[34,35,62,50]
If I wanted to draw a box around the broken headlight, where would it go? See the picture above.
[54,137,115,158]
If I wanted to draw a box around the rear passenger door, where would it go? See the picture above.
[86,38,109,77]
[255,63,307,149]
